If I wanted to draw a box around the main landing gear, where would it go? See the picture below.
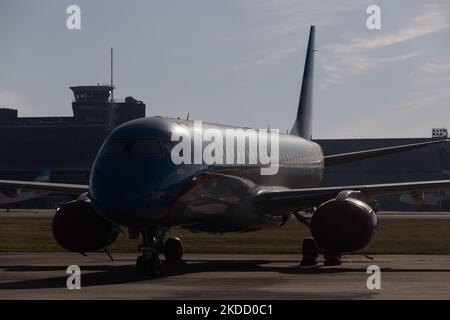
[164,237,184,264]
[294,212,343,267]
[300,237,342,266]
[136,228,184,276]
[300,237,319,266]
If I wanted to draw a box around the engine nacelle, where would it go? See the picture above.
[52,198,119,253]
[311,197,378,253]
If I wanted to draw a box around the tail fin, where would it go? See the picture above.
[438,148,450,176]
[290,25,315,140]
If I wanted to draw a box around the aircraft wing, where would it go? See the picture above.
[254,180,450,215]
[0,180,88,196]
[324,139,449,166]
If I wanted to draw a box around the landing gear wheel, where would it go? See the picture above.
[300,237,319,266]
[164,237,184,264]
[136,253,161,276]
[324,252,342,266]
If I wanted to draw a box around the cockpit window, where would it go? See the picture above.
[101,139,130,154]
[132,139,163,155]
[101,139,163,155]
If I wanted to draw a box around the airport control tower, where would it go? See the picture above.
[70,85,145,128]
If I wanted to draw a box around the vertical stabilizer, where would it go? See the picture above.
[290,25,315,140]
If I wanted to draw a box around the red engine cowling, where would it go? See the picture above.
[52,199,119,253]
[311,197,378,253]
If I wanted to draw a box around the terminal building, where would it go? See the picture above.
[0,85,145,207]
[0,88,449,211]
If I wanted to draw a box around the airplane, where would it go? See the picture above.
[400,148,450,206]
[0,169,51,206]
[1,25,450,275]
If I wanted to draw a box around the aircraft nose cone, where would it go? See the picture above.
[89,156,168,225]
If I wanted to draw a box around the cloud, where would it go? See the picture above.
[348,7,448,51]
[416,56,450,85]
[323,51,450,138]
[232,47,301,71]
[232,0,372,71]
[321,51,422,86]
[398,55,450,114]
[0,90,23,108]
[248,0,373,36]
[0,90,35,116]
[328,87,450,138]
[321,3,449,87]
[323,52,450,138]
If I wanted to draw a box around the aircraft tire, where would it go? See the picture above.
[164,237,184,264]
[300,237,319,266]
[136,253,160,276]
[324,252,342,266]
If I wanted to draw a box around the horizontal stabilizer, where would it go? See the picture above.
[324,139,450,166]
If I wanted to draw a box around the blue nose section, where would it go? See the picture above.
[90,155,169,225]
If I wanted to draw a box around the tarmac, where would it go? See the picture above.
[1,252,450,299]
[3,209,450,219]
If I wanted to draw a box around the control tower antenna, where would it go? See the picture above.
[107,48,116,131]
[110,47,114,103]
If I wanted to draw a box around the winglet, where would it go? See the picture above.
[290,25,315,140]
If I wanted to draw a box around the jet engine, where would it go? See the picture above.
[311,195,378,253]
[52,197,119,253]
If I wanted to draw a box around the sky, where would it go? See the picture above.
[0,0,449,138]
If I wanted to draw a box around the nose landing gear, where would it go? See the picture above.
[136,251,160,276]
[136,228,164,276]
[135,229,185,276]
